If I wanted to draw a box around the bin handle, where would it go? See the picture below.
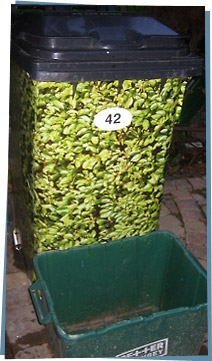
[29,279,51,325]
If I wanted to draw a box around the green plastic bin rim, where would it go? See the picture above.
[32,231,207,342]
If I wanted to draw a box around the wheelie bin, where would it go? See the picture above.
[10,5,203,261]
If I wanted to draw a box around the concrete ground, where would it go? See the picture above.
[5,175,208,358]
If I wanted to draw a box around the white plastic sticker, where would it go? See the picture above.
[94,107,132,131]
[116,338,168,358]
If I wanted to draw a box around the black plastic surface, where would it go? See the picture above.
[11,6,203,82]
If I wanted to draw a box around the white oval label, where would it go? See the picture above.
[94,107,132,131]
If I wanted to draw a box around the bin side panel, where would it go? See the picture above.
[44,239,139,324]
[17,76,188,256]
[10,66,189,258]
[37,236,168,325]
[52,307,207,357]
[136,232,172,309]
[161,242,207,310]
[9,61,37,266]
[195,272,208,305]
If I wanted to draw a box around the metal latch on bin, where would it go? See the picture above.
[13,228,22,250]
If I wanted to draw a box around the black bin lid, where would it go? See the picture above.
[11,6,203,82]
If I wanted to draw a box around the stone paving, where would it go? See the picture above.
[5,175,208,358]
[159,175,207,271]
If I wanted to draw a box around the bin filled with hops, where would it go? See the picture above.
[10,5,203,260]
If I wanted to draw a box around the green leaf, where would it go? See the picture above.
[150,102,158,111]
[149,173,160,185]
[56,207,68,216]
[52,100,64,109]
[64,118,74,127]
[143,183,153,192]
[100,209,113,218]
[43,163,55,172]
[77,128,88,136]
[99,149,111,162]
[122,80,132,90]
[91,136,99,145]
[124,96,133,108]
[143,119,150,130]
[63,125,73,135]
[82,157,97,170]
[131,153,142,162]
[61,213,71,225]
[80,115,90,122]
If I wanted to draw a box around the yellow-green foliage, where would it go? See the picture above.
[16,64,187,253]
